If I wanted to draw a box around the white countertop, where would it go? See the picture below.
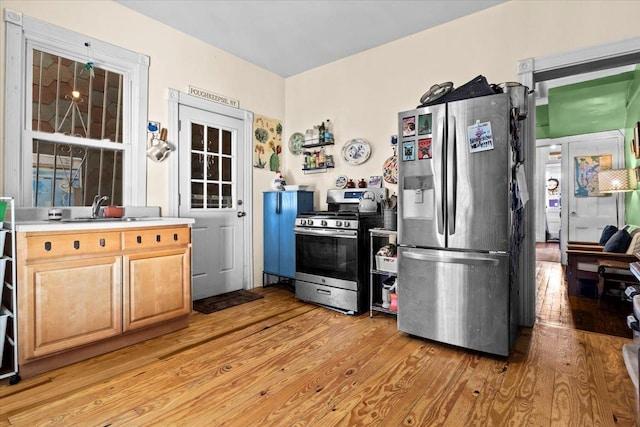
[14,217,194,232]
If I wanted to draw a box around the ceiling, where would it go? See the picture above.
[115,0,504,77]
[116,0,637,138]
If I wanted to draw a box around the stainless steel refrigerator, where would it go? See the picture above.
[397,92,524,356]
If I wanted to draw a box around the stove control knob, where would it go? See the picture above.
[344,221,350,228]
[307,219,314,226]
[321,220,328,227]
[299,219,306,226]
[335,221,342,227]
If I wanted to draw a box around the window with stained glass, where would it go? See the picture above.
[30,49,125,207]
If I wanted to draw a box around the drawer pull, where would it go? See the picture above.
[74,240,80,250]
[156,234,161,243]
[44,241,52,251]
[317,289,331,295]
[137,236,142,244]
[173,233,178,241]
[99,238,106,247]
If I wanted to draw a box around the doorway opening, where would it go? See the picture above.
[517,36,640,327]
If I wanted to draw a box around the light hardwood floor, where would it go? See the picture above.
[0,259,638,426]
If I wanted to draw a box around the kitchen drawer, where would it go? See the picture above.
[295,280,359,313]
[123,227,190,251]
[26,232,122,260]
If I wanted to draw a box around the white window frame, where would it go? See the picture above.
[3,9,148,206]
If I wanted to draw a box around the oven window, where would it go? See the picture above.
[296,233,358,282]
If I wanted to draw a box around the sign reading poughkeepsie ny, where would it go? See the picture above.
[188,86,239,108]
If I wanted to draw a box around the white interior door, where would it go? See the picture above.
[178,105,247,300]
[564,131,624,244]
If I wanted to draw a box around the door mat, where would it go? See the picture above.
[193,290,264,314]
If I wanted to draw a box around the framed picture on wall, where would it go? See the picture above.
[635,121,640,159]
[368,175,382,188]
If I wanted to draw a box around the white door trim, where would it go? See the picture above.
[167,89,254,290]
[517,36,640,328]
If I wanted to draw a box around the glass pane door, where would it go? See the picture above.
[190,122,234,210]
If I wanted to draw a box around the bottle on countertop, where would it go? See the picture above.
[324,119,334,144]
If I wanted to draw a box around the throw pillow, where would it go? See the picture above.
[628,232,640,255]
[599,225,618,245]
[603,229,632,253]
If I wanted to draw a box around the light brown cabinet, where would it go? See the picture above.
[24,256,122,359]
[16,225,191,378]
[124,247,191,332]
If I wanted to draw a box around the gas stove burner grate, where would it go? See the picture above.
[298,211,379,220]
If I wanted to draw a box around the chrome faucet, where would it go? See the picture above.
[91,195,109,218]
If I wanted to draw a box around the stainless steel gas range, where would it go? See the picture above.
[294,188,386,314]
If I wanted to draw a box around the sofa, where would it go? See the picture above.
[565,225,640,298]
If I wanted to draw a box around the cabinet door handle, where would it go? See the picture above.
[99,238,106,247]
[74,240,80,250]
[156,234,161,243]
[44,241,52,251]
[137,236,142,244]
[173,233,178,241]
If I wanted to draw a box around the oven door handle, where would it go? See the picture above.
[294,228,358,238]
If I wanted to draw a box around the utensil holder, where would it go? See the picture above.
[383,209,397,231]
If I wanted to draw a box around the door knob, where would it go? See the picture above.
[237,211,246,218]
[571,211,577,217]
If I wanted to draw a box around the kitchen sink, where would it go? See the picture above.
[60,217,148,223]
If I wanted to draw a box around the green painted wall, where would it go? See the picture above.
[624,66,640,225]
[536,71,635,139]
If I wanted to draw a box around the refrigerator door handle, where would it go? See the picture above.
[435,116,445,235]
[447,115,456,235]
[402,251,499,266]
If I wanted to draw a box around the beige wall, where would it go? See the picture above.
[2,1,640,289]
[283,0,640,210]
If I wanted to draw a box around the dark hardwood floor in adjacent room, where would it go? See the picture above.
[0,250,637,426]
[535,241,632,338]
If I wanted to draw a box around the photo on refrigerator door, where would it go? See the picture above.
[467,121,494,153]
[418,114,432,135]
[418,138,432,160]
[402,117,416,137]
[402,141,416,161]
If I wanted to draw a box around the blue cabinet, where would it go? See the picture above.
[263,191,313,280]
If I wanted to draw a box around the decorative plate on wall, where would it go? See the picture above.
[383,148,398,184]
[288,132,305,155]
[342,139,371,166]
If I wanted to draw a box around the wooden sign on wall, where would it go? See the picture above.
[188,86,239,108]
